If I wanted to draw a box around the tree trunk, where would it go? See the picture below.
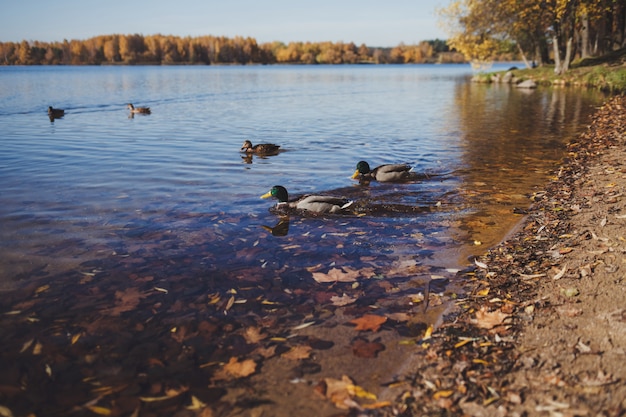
[562,37,573,73]
[516,42,532,69]
[553,35,562,74]
[581,14,590,58]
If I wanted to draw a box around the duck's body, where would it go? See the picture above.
[241,140,281,155]
[47,106,64,119]
[127,103,151,114]
[261,185,353,214]
[352,161,417,182]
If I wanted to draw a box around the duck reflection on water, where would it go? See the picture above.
[261,216,290,236]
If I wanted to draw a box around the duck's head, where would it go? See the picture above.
[351,161,371,179]
[241,140,253,151]
[47,106,53,113]
[261,185,288,203]
[127,103,135,110]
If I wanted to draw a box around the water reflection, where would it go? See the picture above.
[447,83,606,263]
[261,216,290,236]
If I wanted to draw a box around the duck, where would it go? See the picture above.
[261,185,354,214]
[241,140,281,155]
[47,106,65,119]
[127,103,151,114]
[351,160,418,182]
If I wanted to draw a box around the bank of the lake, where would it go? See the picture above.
[386,95,626,416]
[474,47,626,93]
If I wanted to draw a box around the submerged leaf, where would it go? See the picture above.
[349,314,387,332]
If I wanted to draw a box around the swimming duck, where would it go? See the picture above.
[127,103,151,114]
[48,106,65,119]
[241,140,281,155]
[351,161,417,182]
[261,185,354,214]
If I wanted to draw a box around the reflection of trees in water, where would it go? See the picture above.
[444,83,606,261]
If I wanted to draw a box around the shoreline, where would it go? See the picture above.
[390,95,626,415]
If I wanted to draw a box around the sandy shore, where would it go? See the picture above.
[393,95,626,416]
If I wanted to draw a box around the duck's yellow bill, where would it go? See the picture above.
[260,191,272,199]
[351,170,360,179]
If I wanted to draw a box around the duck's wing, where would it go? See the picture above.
[373,164,414,182]
[294,195,353,213]
[253,143,281,154]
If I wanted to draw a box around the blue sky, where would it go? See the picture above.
[0,0,448,47]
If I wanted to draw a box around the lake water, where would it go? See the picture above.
[0,65,605,294]
[0,64,609,416]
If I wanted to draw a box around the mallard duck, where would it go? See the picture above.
[48,106,65,119]
[351,160,417,182]
[261,185,354,214]
[241,140,281,155]
[127,103,151,114]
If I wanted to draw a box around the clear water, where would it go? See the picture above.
[0,65,606,291]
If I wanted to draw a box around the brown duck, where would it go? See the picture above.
[127,103,151,114]
[241,140,281,155]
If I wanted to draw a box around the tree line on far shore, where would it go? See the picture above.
[0,34,513,66]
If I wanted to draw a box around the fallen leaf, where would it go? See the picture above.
[472,307,509,330]
[315,375,358,409]
[330,293,357,306]
[213,357,257,380]
[560,287,579,297]
[551,264,567,280]
[349,314,387,332]
[351,338,385,358]
[86,406,111,416]
[282,345,312,360]
[474,259,488,269]
[312,267,360,283]
[243,327,266,344]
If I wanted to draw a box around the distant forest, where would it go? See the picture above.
[0,34,493,65]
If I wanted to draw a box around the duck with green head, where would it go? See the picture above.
[261,185,354,214]
[351,160,418,182]
[241,140,281,155]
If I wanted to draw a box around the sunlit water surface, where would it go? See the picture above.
[0,65,605,294]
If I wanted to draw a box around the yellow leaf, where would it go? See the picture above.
[473,358,490,365]
[35,285,50,294]
[423,324,434,340]
[347,384,377,400]
[455,338,477,348]
[86,406,111,416]
[187,395,207,410]
[476,288,490,297]
[433,390,454,400]
[362,401,392,409]
[71,333,81,345]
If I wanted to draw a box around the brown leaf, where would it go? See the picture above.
[312,267,360,283]
[330,294,357,306]
[315,375,358,409]
[349,314,387,332]
[213,357,257,380]
[472,306,509,330]
[243,326,266,344]
[282,345,312,360]
[105,287,148,316]
[351,338,385,358]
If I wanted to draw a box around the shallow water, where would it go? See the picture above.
[0,65,605,293]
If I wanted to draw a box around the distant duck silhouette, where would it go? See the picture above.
[48,106,65,120]
[240,140,281,155]
[127,103,151,114]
